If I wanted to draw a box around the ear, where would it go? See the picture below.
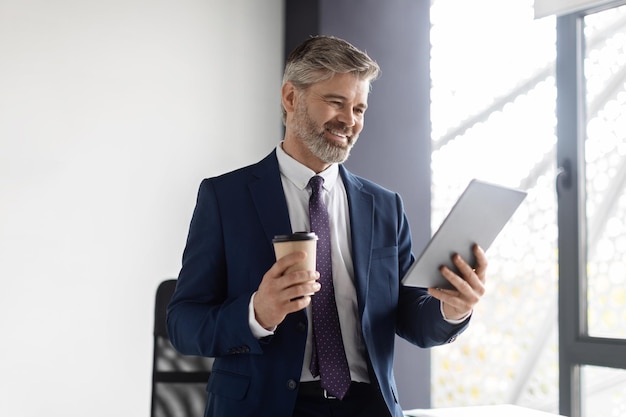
[281,82,298,114]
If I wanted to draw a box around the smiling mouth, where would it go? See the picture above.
[325,127,351,142]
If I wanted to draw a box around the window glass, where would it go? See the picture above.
[430,0,559,412]
[582,365,626,417]
[583,4,626,340]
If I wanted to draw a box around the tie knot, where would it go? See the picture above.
[309,175,324,193]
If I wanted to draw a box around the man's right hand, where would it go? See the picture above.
[253,251,320,330]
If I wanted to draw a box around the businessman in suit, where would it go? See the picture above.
[167,35,487,417]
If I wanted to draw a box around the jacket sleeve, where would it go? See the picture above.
[166,179,264,358]
[394,192,470,347]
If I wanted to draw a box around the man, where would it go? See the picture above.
[167,35,487,417]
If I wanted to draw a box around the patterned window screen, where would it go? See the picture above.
[429,2,626,415]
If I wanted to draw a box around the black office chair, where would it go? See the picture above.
[151,279,213,417]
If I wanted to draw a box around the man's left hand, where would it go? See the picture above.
[428,244,487,321]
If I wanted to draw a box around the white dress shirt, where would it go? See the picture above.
[249,143,370,383]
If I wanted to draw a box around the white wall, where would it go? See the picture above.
[0,1,283,415]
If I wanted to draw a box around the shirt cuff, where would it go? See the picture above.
[249,292,276,338]
[440,301,472,324]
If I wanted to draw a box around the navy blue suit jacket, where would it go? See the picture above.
[167,150,469,417]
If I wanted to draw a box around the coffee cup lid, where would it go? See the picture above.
[272,232,318,243]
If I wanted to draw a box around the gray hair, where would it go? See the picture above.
[281,35,381,123]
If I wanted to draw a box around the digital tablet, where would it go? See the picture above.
[401,179,527,289]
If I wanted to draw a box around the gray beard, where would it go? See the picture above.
[292,102,358,164]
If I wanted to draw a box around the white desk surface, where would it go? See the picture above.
[404,404,566,417]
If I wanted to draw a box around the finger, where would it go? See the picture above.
[283,276,321,309]
[274,270,320,302]
[439,263,472,292]
[287,295,313,311]
[428,287,469,313]
[451,255,479,286]
[472,244,488,282]
[439,264,484,300]
[427,286,457,302]
[282,270,320,288]
[301,277,321,296]
[270,251,308,277]
[288,280,321,301]
[451,253,484,293]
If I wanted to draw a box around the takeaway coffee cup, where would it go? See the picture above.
[272,232,318,274]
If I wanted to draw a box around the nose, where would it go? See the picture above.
[336,107,357,127]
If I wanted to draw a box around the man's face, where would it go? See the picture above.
[289,73,370,166]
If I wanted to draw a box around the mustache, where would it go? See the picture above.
[323,121,353,138]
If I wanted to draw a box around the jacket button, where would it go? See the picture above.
[287,379,297,390]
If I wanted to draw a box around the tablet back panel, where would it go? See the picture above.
[402,179,527,288]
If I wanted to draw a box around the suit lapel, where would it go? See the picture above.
[340,166,374,314]
[247,156,375,313]
[248,151,293,247]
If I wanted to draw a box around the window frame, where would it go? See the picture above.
[556,2,626,416]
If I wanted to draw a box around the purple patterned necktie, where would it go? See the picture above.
[308,175,351,400]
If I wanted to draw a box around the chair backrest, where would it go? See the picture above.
[151,279,213,417]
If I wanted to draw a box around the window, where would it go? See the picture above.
[582,4,626,341]
[557,3,626,416]
[430,1,626,416]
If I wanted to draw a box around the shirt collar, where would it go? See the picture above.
[276,142,339,191]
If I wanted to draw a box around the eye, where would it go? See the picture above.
[354,107,366,116]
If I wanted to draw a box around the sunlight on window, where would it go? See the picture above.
[430,1,626,415]
[430,0,559,412]
[582,366,626,417]
[584,4,626,341]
